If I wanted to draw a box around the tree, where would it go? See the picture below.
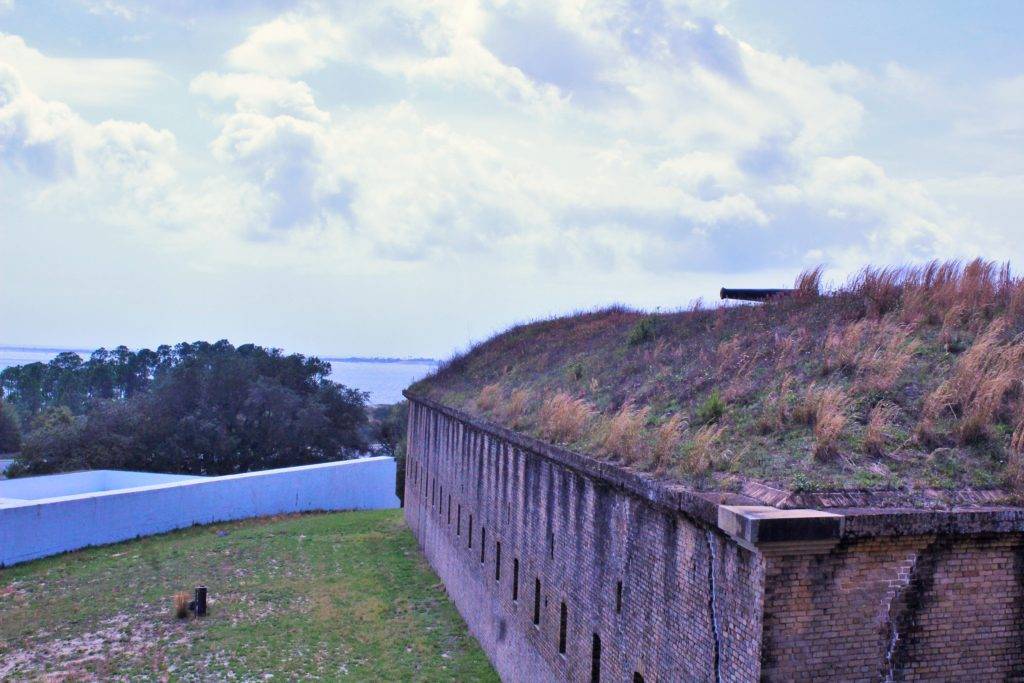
[373,401,409,504]
[0,397,21,453]
[7,341,371,477]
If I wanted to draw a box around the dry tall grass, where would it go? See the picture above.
[812,386,848,461]
[603,403,649,463]
[795,266,823,297]
[922,317,1024,444]
[537,392,595,444]
[823,320,917,393]
[652,413,685,473]
[173,591,190,619]
[683,424,723,475]
[847,258,1024,328]
[502,388,532,428]
[865,401,898,457]
[794,384,848,460]
[477,383,503,412]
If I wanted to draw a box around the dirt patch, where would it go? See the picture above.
[0,610,192,681]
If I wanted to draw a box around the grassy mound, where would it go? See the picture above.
[0,510,496,681]
[412,260,1024,498]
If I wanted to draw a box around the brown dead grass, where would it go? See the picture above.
[602,403,649,464]
[652,414,685,473]
[537,392,595,444]
[865,401,899,457]
[173,592,190,620]
[502,388,532,428]
[683,424,723,475]
[923,317,1024,444]
[824,319,918,392]
[476,383,503,412]
[795,384,848,460]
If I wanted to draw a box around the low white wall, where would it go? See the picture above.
[0,470,202,502]
[0,457,399,566]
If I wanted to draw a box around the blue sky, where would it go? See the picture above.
[1,1,1021,358]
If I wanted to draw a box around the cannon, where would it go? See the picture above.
[719,287,794,303]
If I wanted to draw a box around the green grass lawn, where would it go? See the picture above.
[0,509,497,682]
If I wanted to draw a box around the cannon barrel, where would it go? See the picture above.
[719,287,794,303]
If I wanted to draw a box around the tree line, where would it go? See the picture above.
[0,341,374,478]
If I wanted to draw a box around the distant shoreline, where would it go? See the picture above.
[0,346,439,366]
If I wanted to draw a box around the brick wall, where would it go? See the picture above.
[405,400,764,682]
[405,397,1024,681]
[761,534,1024,682]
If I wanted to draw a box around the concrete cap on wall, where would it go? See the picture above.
[718,505,844,555]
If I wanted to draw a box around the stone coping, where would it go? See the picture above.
[406,392,1024,544]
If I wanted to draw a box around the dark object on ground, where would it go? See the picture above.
[719,287,794,302]
[189,585,207,617]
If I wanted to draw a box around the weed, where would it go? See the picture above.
[627,316,657,346]
[683,424,723,476]
[865,401,898,457]
[652,414,685,473]
[603,403,649,463]
[696,390,726,425]
[537,393,594,444]
[795,384,849,461]
[502,388,532,428]
[477,383,503,412]
[924,318,1024,444]
[173,592,190,619]
[795,266,823,297]
[566,361,585,382]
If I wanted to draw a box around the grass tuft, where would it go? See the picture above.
[652,413,685,473]
[602,403,649,463]
[537,392,594,444]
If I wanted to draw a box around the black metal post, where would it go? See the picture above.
[194,585,207,616]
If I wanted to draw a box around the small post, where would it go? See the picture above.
[194,585,208,616]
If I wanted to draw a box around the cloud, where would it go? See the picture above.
[0,63,175,179]
[10,1,1015,285]
[0,33,164,106]
[175,0,974,275]
[190,71,328,122]
[227,12,347,77]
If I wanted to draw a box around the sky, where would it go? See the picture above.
[1,0,1022,358]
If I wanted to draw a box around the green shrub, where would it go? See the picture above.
[566,361,585,381]
[627,316,657,346]
[696,390,726,425]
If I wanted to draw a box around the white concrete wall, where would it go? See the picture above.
[0,470,202,502]
[0,457,399,566]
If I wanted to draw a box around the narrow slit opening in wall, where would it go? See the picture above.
[468,515,473,548]
[590,633,601,683]
[558,602,567,654]
[549,531,555,560]
[495,541,501,581]
[533,579,541,625]
[512,558,519,601]
[438,485,442,514]
[480,528,487,563]
[615,581,622,613]
[457,505,461,535]
[447,495,451,524]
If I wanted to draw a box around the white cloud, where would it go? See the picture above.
[227,12,347,77]
[190,71,328,123]
[0,33,164,107]
[0,63,175,180]
[7,1,1018,282]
